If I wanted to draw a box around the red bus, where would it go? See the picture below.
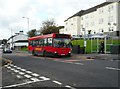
[28,33,72,57]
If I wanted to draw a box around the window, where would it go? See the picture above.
[29,41,33,46]
[99,8,104,14]
[44,38,47,46]
[30,40,37,46]
[48,38,52,46]
[99,28,104,33]
[85,23,89,27]
[39,39,44,46]
[53,38,71,48]
[85,16,88,19]
[73,18,76,21]
[36,40,39,46]
[108,5,114,12]
[102,29,104,32]
[108,16,113,22]
[99,18,104,24]
[81,17,83,20]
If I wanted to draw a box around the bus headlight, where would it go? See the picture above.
[69,51,71,53]
[54,51,57,53]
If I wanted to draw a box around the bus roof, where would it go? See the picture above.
[28,33,71,40]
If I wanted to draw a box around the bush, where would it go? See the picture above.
[21,47,28,51]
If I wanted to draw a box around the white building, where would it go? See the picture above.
[60,1,120,36]
[7,31,28,50]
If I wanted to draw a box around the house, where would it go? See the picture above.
[60,1,120,37]
[7,31,28,50]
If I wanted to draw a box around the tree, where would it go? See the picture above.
[40,19,62,35]
[2,39,7,44]
[27,29,37,37]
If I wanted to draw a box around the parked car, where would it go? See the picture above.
[0,45,2,49]
[3,47,12,53]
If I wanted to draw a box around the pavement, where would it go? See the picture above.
[12,50,119,61]
[72,53,119,61]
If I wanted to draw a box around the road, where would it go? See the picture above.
[2,52,119,88]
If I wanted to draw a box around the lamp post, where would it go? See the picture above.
[22,17,29,33]
[82,27,86,53]
[8,28,14,49]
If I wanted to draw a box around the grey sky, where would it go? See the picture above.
[0,0,105,39]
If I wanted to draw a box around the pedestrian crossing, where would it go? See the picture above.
[3,64,76,88]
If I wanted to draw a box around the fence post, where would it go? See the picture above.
[97,38,99,53]
[91,38,92,53]
[104,36,106,54]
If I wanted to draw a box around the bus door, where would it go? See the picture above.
[35,39,44,54]
[44,38,53,53]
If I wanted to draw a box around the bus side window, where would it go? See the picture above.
[33,40,37,46]
[48,38,52,46]
[29,41,33,46]
[36,40,39,46]
[39,39,44,46]
[43,38,47,46]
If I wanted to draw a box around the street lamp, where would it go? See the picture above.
[22,17,29,32]
[8,28,14,49]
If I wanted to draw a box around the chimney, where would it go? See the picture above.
[19,31,23,35]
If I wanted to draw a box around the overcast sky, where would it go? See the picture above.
[0,0,105,39]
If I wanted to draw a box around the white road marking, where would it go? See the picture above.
[16,75,22,79]
[7,66,11,69]
[30,78,40,82]
[18,72,25,75]
[13,69,19,73]
[52,80,62,85]
[26,71,32,74]
[39,76,50,81]
[106,67,120,71]
[2,80,40,88]
[65,85,76,89]
[74,63,84,65]
[24,74,32,78]
[10,64,14,66]
[4,65,8,67]
[10,68,15,71]
[13,66,17,68]
[20,69,26,71]
[32,73,39,77]
[16,67,21,70]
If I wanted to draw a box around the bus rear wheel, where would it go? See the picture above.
[43,51,46,57]
[32,50,37,56]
